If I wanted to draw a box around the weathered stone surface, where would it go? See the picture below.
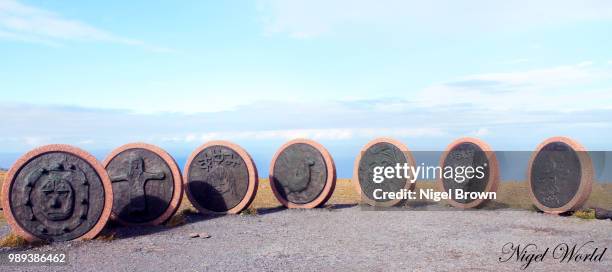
[269,139,336,209]
[104,143,183,225]
[2,145,112,242]
[528,137,593,214]
[438,137,499,209]
[185,141,258,214]
[354,138,414,207]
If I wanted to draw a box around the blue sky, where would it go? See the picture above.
[1,0,612,176]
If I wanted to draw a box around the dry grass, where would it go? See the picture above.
[0,171,5,196]
[248,178,359,211]
[0,232,48,248]
[574,209,596,220]
[0,233,29,247]
[240,207,259,215]
[0,171,5,223]
[165,206,198,227]
[95,231,117,242]
[586,182,612,209]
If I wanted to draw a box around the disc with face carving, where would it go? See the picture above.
[530,141,582,209]
[104,144,183,225]
[185,141,258,214]
[270,140,336,208]
[438,138,499,208]
[1,145,112,242]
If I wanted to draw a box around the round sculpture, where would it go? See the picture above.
[269,139,336,208]
[1,145,113,242]
[353,138,415,207]
[184,141,258,214]
[527,137,593,214]
[103,143,183,225]
[437,137,499,208]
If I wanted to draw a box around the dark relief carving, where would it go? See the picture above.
[358,142,408,202]
[188,146,249,212]
[531,142,581,208]
[106,149,173,223]
[442,142,490,204]
[9,152,105,241]
[272,143,327,204]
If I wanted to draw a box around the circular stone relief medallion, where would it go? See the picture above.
[528,137,593,214]
[353,138,415,207]
[269,139,336,209]
[1,145,112,242]
[184,141,258,214]
[437,137,499,209]
[103,143,183,225]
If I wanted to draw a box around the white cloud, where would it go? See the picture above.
[0,28,59,46]
[471,128,491,137]
[23,136,47,146]
[258,0,612,38]
[0,0,170,51]
[166,128,445,143]
[1,61,611,152]
[1,94,611,153]
[462,64,600,87]
[77,139,95,145]
[0,103,452,152]
[414,62,612,112]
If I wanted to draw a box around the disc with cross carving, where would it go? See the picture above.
[269,139,336,209]
[1,145,113,242]
[184,141,258,214]
[103,143,183,225]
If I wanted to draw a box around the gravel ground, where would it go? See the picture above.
[0,205,610,272]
